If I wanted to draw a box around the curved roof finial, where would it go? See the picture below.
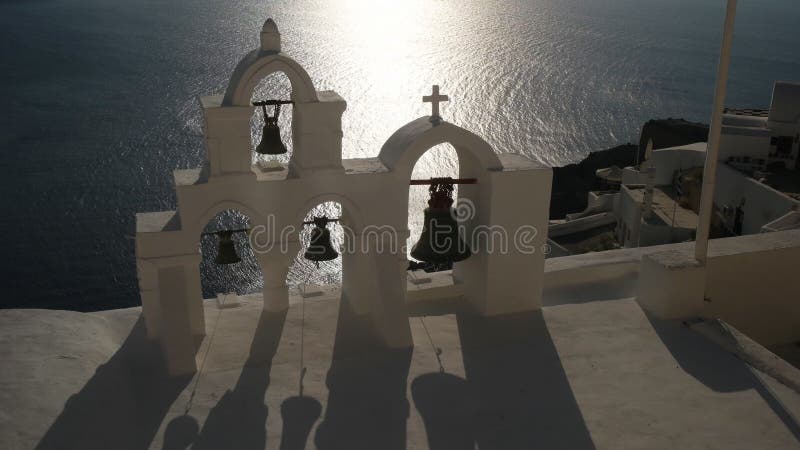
[261,18,281,53]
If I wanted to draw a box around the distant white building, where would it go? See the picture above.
[720,81,800,172]
[558,82,800,250]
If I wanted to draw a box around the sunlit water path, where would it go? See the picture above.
[1,0,797,309]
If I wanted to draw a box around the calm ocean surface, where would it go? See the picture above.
[1,0,798,310]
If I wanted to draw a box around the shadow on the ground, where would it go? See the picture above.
[648,315,800,442]
[543,275,639,306]
[314,297,412,450]
[411,372,476,450]
[188,308,287,450]
[278,395,322,450]
[35,317,192,450]
[162,415,199,450]
[452,310,597,450]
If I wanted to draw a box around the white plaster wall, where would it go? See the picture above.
[740,177,799,234]
[638,223,694,247]
[565,191,618,220]
[705,240,800,345]
[713,164,798,235]
[545,231,800,346]
[615,185,642,246]
[718,133,770,162]
[648,144,707,185]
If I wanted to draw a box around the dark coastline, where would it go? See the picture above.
[1,118,710,312]
[550,118,709,219]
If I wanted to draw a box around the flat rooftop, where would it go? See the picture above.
[627,185,699,229]
[3,286,799,449]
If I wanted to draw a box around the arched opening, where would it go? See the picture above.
[250,72,293,170]
[199,209,264,300]
[286,201,345,291]
[407,143,461,267]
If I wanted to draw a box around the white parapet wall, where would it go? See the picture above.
[715,163,799,234]
[637,229,800,346]
[543,230,800,347]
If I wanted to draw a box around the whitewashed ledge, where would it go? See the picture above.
[2,230,800,450]
[3,291,800,449]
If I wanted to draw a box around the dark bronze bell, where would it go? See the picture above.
[256,104,288,155]
[256,119,287,155]
[215,230,241,265]
[410,183,471,264]
[303,217,338,263]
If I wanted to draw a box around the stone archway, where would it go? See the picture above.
[199,208,264,301]
[192,200,264,239]
[378,117,504,274]
[222,20,318,107]
[208,20,345,176]
[288,192,373,315]
[378,117,502,181]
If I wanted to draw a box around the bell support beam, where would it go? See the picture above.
[252,100,294,107]
[409,178,477,185]
[200,228,250,236]
[302,218,339,225]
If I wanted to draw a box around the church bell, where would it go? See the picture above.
[215,230,241,265]
[303,216,339,263]
[256,103,288,155]
[410,182,471,264]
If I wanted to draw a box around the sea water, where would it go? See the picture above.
[1,0,798,309]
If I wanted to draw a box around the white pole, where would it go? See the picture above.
[695,0,738,264]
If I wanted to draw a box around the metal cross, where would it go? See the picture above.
[423,85,449,123]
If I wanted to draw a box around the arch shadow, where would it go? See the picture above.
[411,372,476,450]
[278,395,322,450]
[455,311,596,450]
[313,297,412,450]
[35,318,192,450]
[188,308,288,450]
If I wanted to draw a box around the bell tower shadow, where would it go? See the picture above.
[278,395,322,450]
[190,308,287,450]
[314,296,413,450]
[411,372,476,450]
[456,311,596,450]
[35,317,192,450]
